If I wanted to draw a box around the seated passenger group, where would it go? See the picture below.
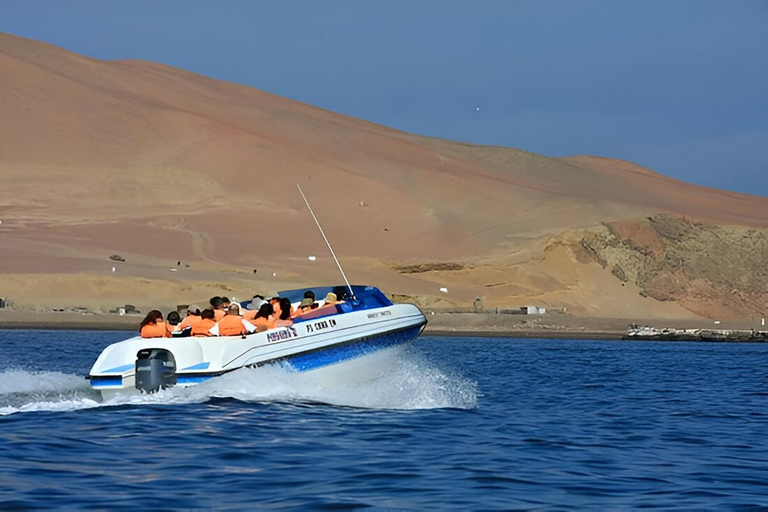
[139,290,343,339]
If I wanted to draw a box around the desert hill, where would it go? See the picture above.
[1,32,766,320]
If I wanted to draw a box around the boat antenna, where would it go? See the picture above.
[297,184,356,301]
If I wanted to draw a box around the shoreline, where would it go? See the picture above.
[1,310,763,341]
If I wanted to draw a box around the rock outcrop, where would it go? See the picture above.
[567,214,767,318]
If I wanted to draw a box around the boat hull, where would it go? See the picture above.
[88,303,426,399]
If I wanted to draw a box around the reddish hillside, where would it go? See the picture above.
[1,32,765,318]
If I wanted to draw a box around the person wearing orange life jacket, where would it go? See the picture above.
[295,297,315,316]
[210,304,256,337]
[243,295,267,320]
[251,303,276,333]
[165,311,182,336]
[191,309,217,337]
[320,292,344,308]
[274,298,295,327]
[178,305,202,330]
[293,291,315,318]
[209,296,226,321]
[139,310,169,338]
[268,297,281,322]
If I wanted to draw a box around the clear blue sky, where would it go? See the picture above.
[2,0,767,196]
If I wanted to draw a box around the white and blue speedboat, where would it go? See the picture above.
[86,285,427,400]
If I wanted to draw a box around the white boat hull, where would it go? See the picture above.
[87,303,426,399]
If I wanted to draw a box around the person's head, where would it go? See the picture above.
[299,297,314,314]
[323,292,338,305]
[248,295,266,310]
[186,305,201,317]
[270,297,281,314]
[303,290,315,301]
[227,304,241,316]
[221,297,231,308]
[166,311,181,326]
[140,310,164,329]
[200,308,215,320]
[278,297,292,320]
[210,296,224,310]
[255,303,274,319]
[332,286,347,301]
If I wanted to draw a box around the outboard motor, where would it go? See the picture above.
[135,349,177,393]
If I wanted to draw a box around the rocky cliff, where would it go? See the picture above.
[570,215,767,319]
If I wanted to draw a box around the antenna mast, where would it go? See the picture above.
[297,185,356,301]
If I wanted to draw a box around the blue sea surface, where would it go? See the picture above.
[1,330,767,509]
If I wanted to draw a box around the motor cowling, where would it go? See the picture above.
[135,349,177,393]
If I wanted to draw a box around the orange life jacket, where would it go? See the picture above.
[214,309,226,321]
[179,315,201,330]
[140,322,169,339]
[217,315,247,337]
[252,316,275,333]
[166,323,179,336]
[242,309,258,321]
[191,318,216,337]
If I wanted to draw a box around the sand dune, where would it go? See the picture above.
[1,33,766,319]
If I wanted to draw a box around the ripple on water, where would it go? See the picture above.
[1,333,768,509]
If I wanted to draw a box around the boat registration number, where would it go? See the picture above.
[305,318,337,333]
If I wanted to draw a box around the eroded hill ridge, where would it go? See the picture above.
[565,215,767,318]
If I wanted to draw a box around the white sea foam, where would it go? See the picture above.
[0,350,477,415]
[0,369,102,415]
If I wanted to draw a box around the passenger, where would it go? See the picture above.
[321,292,341,307]
[242,307,257,321]
[210,296,226,321]
[191,309,217,337]
[178,305,202,330]
[210,304,256,337]
[252,303,275,332]
[139,310,168,338]
[269,297,281,321]
[289,290,315,317]
[296,297,315,316]
[166,311,182,336]
[221,297,231,309]
[242,296,264,321]
[247,294,266,312]
[274,298,294,327]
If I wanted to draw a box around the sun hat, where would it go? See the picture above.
[300,298,314,308]
[323,292,338,303]
[248,297,266,310]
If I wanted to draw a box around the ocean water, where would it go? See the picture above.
[1,330,767,509]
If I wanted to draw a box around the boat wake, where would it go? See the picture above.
[0,351,477,416]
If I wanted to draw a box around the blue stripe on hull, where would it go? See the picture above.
[286,325,421,372]
[91,377,123,388]
[176,376,213,384]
